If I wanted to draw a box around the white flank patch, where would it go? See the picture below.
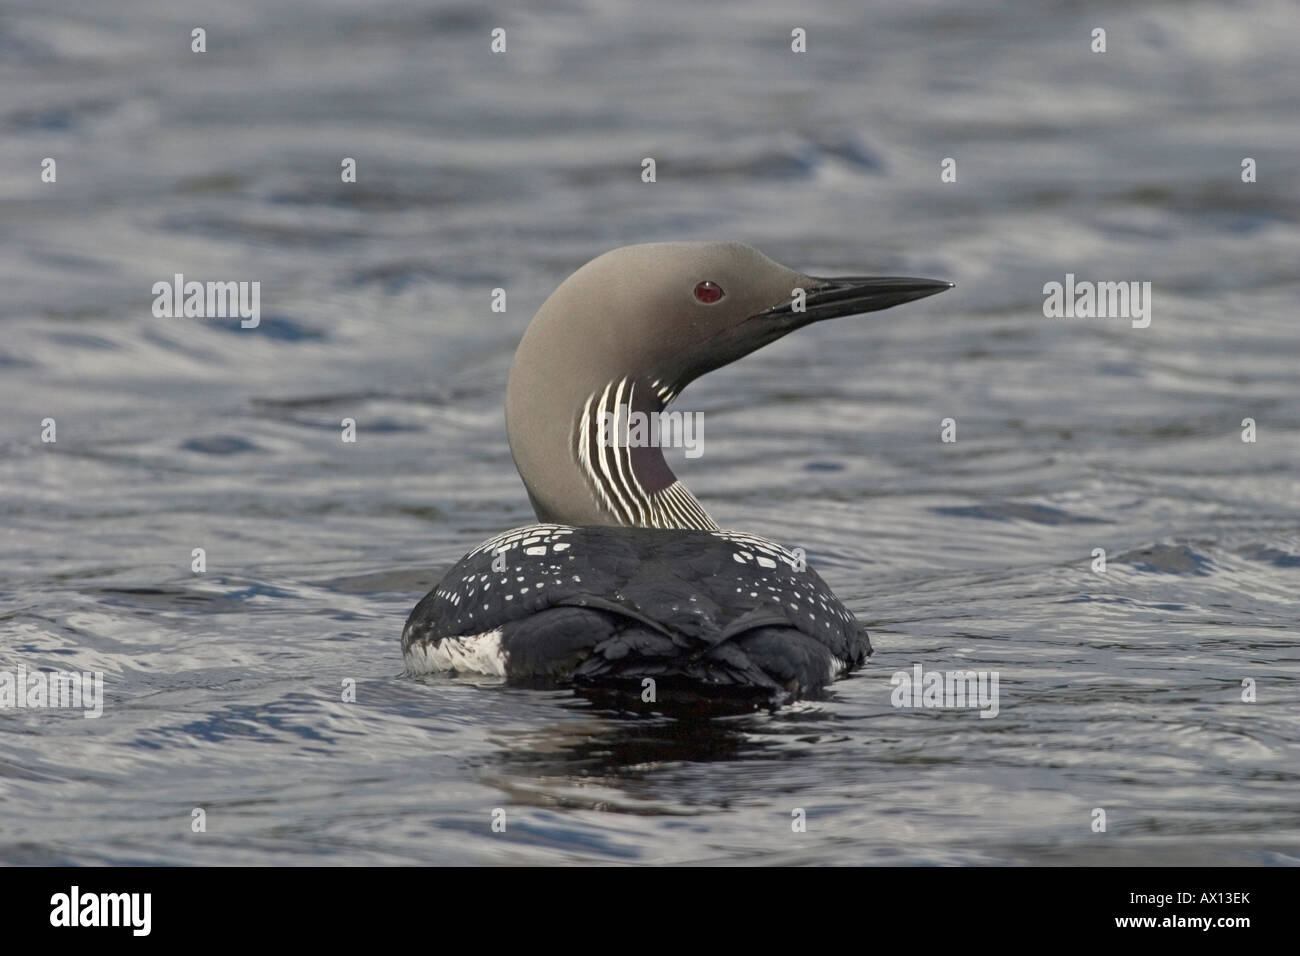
[405,629,506,677]
[827,656,846,681]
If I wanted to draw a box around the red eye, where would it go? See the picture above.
[694,280,724,303]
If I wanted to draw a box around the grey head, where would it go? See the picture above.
[505,241,952,530]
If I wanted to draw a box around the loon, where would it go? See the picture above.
[403,242,952,706]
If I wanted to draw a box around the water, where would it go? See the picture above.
[1,0,1298,865]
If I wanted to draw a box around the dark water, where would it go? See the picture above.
[1,0,1298,864]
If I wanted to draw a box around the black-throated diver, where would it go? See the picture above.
[403,242,952,705]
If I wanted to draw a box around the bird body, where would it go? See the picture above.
[403,524,868,701]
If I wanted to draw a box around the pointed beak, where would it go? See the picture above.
[758,275,954,323]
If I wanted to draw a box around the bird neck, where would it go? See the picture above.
[573,375,717,531]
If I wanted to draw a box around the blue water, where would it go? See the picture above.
[1,0,1297,864]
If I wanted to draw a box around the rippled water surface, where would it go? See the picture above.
[1,0,1298,865]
